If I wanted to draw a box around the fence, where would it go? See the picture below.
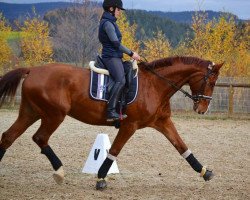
[170,77,250,115]
[1,77,250,116]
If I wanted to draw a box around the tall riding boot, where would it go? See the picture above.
[107,82,127,121]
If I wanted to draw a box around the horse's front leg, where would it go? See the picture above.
[96,123,137,190]
[154,117,214,181]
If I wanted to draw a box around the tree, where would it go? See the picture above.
[141,30,171,62]
[46,0,102,66]
[189,12,250,77]
[117,12,139,61]
[0,13,12,74]
[18,9,53,66]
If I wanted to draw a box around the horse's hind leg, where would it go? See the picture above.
[0,105,39,161]
[32,114,65,184]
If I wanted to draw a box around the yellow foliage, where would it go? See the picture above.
[19,13,53,66]
[0,13,12,75]
[142,30,171,62]
[190,13,250,77]
[117,12,139,60]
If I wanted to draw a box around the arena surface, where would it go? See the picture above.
[0,110,249,200]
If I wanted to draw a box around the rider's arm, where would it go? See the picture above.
[103,21,134,57]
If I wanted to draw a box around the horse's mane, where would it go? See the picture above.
[141,56,212,69]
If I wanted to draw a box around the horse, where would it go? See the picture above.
[0,56,223,190]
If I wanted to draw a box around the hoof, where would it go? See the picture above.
[203,169,214,181]
[53,166,64,185]
[96,179,107,190]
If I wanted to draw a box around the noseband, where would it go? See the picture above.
[144,62,215,103]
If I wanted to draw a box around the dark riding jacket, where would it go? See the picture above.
[99,12,133,58]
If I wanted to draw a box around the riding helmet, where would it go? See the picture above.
[103,0,125,10]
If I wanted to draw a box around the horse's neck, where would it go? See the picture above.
[161,64,197,81]
[156,64,198,95]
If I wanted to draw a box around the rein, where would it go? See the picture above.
[140,57,214,102]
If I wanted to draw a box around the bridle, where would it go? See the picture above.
[141,59,216,103]
[190,63,215,102]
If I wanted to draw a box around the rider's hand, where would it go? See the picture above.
[132,52,140,61]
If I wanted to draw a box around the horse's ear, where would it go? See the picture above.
[214,62,224,72]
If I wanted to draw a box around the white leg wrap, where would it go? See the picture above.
[181,149,192,159]
[107,153,117,161]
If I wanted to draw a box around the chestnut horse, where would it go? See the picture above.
[0,56,223,189]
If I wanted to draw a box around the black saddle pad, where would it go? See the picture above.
[90,70,138,104]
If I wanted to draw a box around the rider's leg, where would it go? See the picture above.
[103,58,127,121]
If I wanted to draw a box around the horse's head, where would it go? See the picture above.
[139,56,224,114]
[189,62,224,114]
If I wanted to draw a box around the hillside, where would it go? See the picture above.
[44,8,192,47]
[149,10,239,24]
[0,2,244,47]
[126,10,191,46]
[0,2,77,22]
[0,2,242,23]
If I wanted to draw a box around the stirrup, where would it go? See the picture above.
[106,117,119,122]
[106,113,127,122]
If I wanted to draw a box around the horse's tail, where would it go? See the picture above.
[0,68,30,108]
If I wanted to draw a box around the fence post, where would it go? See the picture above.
[228,85,234,115]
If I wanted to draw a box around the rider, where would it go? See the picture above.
[99,0,140,122]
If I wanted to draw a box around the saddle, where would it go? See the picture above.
[89,56,139,112]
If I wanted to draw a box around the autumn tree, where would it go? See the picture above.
[0,13,12,74]
[189,12,250,77]
[141,30,171,62]
[18,9,53,66]
[117,12,139,60]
